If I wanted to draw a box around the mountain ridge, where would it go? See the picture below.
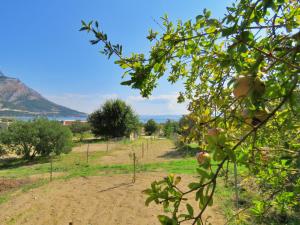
[0,71,86,117]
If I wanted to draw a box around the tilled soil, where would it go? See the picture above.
[0,140,225,225]
[0,173,225,225]
[0,178,31,193]
[74,139,178,166]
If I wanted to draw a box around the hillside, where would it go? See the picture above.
[0,71,86,117]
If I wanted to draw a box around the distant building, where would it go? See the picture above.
[62,120,87,126]
[129,131,139,141]
[0,118,14,129]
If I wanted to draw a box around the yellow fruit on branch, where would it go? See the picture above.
[207,128,223,137]
[196,152,210,164]
[241,109,269,126]
[233,75,265,98]
[206,128,226,146]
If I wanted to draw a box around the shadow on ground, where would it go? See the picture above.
[74,137,106,144]
[98,182,134,193]
[0,156,50,170]
[158,145,200,159]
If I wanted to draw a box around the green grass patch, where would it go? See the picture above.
[0,195,9,204]
[21,179,49,192]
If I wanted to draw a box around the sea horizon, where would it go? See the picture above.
[1,114,184,123]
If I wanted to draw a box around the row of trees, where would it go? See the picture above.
[0,99,182,160]
[88,98,182,139]
[0,99,186,162]
[144,118,179,138]
[0,119,73,159]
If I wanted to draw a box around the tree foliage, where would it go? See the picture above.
[69,121,91,141]
[81,0,300,224]
[0,119,73,159]
[88,99,139,138]
[144,119,159,135]
[0,144,6,157]
[163,119,179,138]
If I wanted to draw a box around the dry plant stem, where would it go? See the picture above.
[86,144,89,164]
[50,156,53,182]
[234,161,239,210]
[132,152,136,183]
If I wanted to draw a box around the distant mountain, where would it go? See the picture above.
[0,71,86,117]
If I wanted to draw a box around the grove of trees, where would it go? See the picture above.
[0,119,73,159]
[88,99,140,138]
[82,0,300,224]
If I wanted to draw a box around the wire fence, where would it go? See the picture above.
[0,136,163,190]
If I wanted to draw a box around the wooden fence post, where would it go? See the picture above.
[132,152,136,183]
[86,143,90,164]
[147,139,149,154]
[50,154,53,182]
[106,139,109,152]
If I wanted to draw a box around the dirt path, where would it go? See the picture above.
[0,173,225,225]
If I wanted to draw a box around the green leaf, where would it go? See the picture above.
[240,31,254,42]
[221,26,236,36]
[203,8,211,18]
[142,189,152,195]
[121,80,134,86]
[205,26,217,33]
[174,176,181,185]
[79,27,88,31]
[145,196,155,206]
[196,15,203,22]
[186,203,194,216]
[188,182,201,190]
[196,168,211,179]
[163,35,171,41]
[208,196,213,206]
[81,20,87,26]
[157,215,176,225]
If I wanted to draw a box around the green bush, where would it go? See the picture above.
[0,119,73,159]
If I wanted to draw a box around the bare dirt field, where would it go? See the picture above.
[73,139,180,165]
[0,139,226,225]
[0,173,225,225]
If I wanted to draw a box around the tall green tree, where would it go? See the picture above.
[163,119,179,138]
[34,119,73,156]
[81,1,300,224]
[88,99,139,138]
[144,119,159,135]
[0,120,39,159]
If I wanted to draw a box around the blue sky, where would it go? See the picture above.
[0,0,232,115]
